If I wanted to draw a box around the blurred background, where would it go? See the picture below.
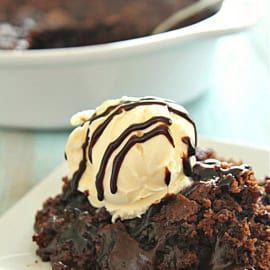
[0,0,270,216]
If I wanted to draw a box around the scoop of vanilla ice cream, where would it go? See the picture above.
[65,97,196,221]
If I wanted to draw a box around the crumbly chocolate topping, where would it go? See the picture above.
[33,150,270,270]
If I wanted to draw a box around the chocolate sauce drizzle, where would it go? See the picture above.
[69,97,197,202]
[104,125,174,201]
[88,99,196,163]
[182,156,193,177]
[63,128,89,200]
[90,103,121,122]
[164,167,171,186]
[72,129,90,190]
[182,136,196,157]
[95,116,172,200]
[181,136,196,177]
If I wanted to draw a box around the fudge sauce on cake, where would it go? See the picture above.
[0,0,222,50]
[33,97,270,270]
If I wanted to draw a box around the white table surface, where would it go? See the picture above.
[0,32,270,217]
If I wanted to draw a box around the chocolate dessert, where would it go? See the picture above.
[0,0,222,50]
[33,97,270,270]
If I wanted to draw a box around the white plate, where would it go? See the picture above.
[0,137,269,269]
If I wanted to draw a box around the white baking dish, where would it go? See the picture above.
[0,0,265,128]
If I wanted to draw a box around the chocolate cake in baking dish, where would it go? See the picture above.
[0,0,222,49]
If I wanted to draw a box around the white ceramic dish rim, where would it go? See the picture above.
[0,0,265,64]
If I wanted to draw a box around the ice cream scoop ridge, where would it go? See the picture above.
[65,97,197,221]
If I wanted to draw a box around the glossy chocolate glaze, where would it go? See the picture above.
[59,216,89,254]
[182,156,193,177]
[181,136,196,177]
[164,166,171,186]
[182,159,251,199]
[182,136,196,157]
[62,128,89,200]
[192,160,250,182]
[182,182,201,197]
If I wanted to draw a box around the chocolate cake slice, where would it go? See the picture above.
[33,97,269,269]
[33,152,270,270]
